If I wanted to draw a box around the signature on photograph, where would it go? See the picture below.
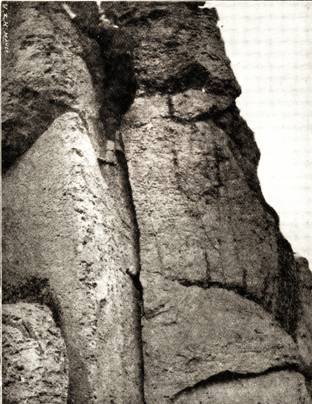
[2,2,9,54]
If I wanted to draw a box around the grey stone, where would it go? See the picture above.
[2,2,103,169]
[170,89,233,120]
[295,255,312,394]
[3,303,68,404]
[2,3,310,403]
[122,95,298,331]
[142,284,299,402]
[173,370,312,404]
[3,113,143,404]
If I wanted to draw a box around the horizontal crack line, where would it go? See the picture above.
[170,277,265,309]
[170,364,300,402]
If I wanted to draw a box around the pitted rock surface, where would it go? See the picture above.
[3,303,68,404]
[295,255,312,395]
[2,2,311,403]
[173,370,312,404]
[3,113,143,404]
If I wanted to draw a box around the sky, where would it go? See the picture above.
[204,1,312,264]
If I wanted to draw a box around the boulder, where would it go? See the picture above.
[3,303,68,403]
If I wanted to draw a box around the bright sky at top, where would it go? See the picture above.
[204,1,312,264]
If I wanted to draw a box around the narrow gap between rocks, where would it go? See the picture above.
[116,145,146,404]
[81,16,146,403]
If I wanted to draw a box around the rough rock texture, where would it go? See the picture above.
[2,2,312,403]
[120,7,298,330]
[3,112,143,404]
[296,255,312,394]
[142,285,299,402]
[2,1,105,170]
[3,303,68,403]
[173,370,311,404]
[118,4,305,402]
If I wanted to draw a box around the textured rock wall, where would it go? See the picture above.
[2,2,312,403]
[3,3,143,403]
[3,113,144,403]
[3,303,68,403]
[296,255,312,395]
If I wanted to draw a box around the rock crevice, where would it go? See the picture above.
[115,144,146,403]
[2,2,311,403]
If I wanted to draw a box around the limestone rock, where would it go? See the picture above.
[173,370,312,404]
[142,284,299,402]
[3,112,143,404]
[122,95,298,333]
[118,4,302,402]
[296,255,312,393]
[2,2,103,170]
[104,3,240,97]
[2,2,310,404]
[170,89,233,120]
[3,303,68,403]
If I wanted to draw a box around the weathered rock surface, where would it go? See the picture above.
[296,255,312,394]
[142,284,299,402]
[173,370,311,404]
[3,112,143,404]
[122,96,299,401]
[118,3,303,402]
[2,1,104,170]
[3,303,68,403]
[120,4,298,332]
[2,2,311,404]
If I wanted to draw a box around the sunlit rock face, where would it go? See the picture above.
[3,113,143,403]
[2,2,311,403]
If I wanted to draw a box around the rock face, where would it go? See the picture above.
[2,2,312,403]
[173,370,311,404]
[142,285,299,402]
[3,303,68,403]
[296,255,312,395]
[3,112,143,404]
[2,1,105,170]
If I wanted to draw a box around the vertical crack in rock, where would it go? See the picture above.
[80,13,146,401]
[212,104,300,336]
[116,144,146,404]
[100,33,147,404]
[101,31,146,400]
[3,2,311,403]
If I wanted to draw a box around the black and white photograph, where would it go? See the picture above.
[1,1,311,403]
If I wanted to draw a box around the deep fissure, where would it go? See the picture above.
[80,16,146,402]
[117,147,146,404]
[4,3,310,403]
